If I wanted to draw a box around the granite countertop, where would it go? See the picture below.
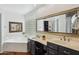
[32,37,47,45]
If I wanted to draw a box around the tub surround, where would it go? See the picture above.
[4,37,28,43]
[3,43,27,52]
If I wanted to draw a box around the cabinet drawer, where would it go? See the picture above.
[70,50,79,55]
[59,46,79,55]
[59,46,72,54]
[48,51,57,55]
[47,42,58,50]
[47,47,58,55]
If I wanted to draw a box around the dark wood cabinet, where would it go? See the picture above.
[47,42,58,50]
[35,41,47,55]
[27,39,35,55]
[47,42,79,55]
[27,40,79,55]
[47,47,58,55]
[27,39,47,55]
[47,42,58,55]
[58,45,79,55]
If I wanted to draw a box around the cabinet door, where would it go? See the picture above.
[30,40,35,55]
[59,45,79,55]
[47,47,58,55]
[27,41,31,52]
[35,41,47,55]
[47,42,58,50]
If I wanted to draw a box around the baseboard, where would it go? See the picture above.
[0,51,32,55]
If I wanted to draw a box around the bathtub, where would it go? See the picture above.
[3,38,28,52]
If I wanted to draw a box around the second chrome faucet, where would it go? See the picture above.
[60,36,70,42]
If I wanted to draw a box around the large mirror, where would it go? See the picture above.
[37,11,79,34]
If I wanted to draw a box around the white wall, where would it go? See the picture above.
[24,10,37,36]
[2,11,25,42]
[0,9,26,52]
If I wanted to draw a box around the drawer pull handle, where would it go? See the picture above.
[63,51,70,54]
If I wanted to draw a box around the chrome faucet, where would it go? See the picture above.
[63,36,66,41]
[60,36,71,42]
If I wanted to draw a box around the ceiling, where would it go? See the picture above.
[0,4,43,15]
[0,4,78,16]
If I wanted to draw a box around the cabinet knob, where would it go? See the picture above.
[63,51,70,54]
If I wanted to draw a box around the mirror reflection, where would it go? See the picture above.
[37,11,79,34]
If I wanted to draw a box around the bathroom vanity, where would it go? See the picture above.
[27,35,79,55]
[33,7,79,55]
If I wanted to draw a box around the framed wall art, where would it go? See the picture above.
[9,22,23,32]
